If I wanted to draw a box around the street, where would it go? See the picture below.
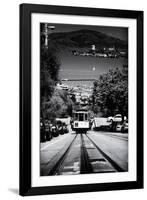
[40,129,128,176]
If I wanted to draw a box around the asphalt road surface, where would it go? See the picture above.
[40,130,128,176]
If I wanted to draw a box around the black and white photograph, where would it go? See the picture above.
[19,4,143,196]
[40,23,128,176]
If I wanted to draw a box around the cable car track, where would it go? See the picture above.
[84,134,125,172]
[80,134,93,174]
[47,133,125,175]
[48,134,78,175]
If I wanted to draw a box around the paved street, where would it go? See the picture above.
[40,129,128,176]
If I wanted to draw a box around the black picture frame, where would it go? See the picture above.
[19,3,144,196]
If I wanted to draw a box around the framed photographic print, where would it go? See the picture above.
[19,3,143,196]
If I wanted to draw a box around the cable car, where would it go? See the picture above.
[71,110,92,133]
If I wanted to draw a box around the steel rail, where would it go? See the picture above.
[80,134,93,174]
[85,134,125,172]
[48,134,77,175]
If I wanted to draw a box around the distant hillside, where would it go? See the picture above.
[49,29,127,49]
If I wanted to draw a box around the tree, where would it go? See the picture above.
[44,90,73,120]
[40,23,60,118]
[92,65,128,120]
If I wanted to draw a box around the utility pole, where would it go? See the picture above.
[42,24,55,48]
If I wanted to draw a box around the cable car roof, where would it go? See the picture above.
[73,109,89,113]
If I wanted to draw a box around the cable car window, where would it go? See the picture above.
[79,113,84,121]
[85,114,87,121]
[74,113,78,120]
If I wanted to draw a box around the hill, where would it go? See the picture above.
[49,29,127,49]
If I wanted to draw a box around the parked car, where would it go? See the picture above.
[107,116,113,122]
[62,122,69,134]
[50,123,59,137]
[44,120,52,141]
[121,120,128,133]
[40,118,46,142]
[107,114,127,123]
[116,122,122,132]
[113,114,123,122]
[56,120,64,135]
